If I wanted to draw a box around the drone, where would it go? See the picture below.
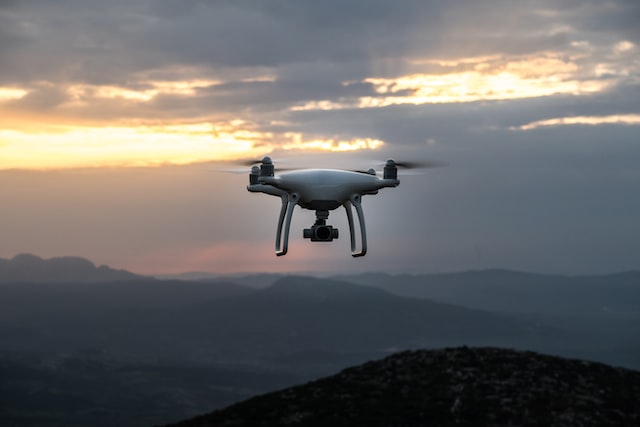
[247,156,430,257]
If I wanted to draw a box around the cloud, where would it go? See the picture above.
[0,0,627,85]
[513,114,640,130]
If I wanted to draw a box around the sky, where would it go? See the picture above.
[1,0,639,275]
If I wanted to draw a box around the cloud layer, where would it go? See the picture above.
[0,0,639,274]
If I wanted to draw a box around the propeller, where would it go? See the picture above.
[352,159,447,175]
[388,159,448,169]
[213,156,298,173]
[215,156,448,174]
[352,168,378,175]
[238,157,271,166]
[237,160,261,167]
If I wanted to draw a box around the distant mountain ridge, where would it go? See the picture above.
[0,273,562,369]
[334,269,640,316]
[169,346,640,427]
[0,253,144,283]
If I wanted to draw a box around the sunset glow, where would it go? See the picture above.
[2,42,636,170]
[0,122,256,169]
[0,122,385,170]
[0,87,28,101]
[293,53,626,110]
[280,134,384,152]
[0,73,388,169]
[66,79,220,102]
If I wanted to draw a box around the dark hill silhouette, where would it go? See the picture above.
[0,253,144,283]
[168,346,640,427]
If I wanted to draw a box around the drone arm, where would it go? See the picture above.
[344,194,367,257]
[247,183,296,257]
[344,201,356,253]
[275,192,298,256]
[247,183,286,197]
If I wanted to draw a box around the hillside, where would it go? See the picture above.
[169,346,640,427]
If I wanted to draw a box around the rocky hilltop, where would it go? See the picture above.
[169,347,640,427]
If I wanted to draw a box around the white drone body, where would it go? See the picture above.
[247,156,400,257]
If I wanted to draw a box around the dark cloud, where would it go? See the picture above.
[568,0,640,42]
[8,83,70,111]
[1,0,636,87]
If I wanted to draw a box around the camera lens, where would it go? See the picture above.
[315,226,332,240]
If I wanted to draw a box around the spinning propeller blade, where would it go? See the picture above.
[390,160,448,169]
[352,159,447,176]
[239,158,268,166]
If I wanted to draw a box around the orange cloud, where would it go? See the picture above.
[0,120,384,170]
[292,51,627,110]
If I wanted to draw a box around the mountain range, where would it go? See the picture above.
[0,253,143,283]
[0,255,639,426]
[334,269,640,316]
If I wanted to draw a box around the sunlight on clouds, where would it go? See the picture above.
[0,120,384,169]
[151,79,221,93]
[0,122,256,169]
[513,114,640,130]
[427,55,502,67]
[4,42,633,169]
[280,133,384,152]
[595,40,637,78]
[291,99,359,111]
[294,53,625,110]
[361,56,607,106]
[241,74,277,83]
[0,87,28,101]
[614,40,635,53]
[67,79,219,102]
